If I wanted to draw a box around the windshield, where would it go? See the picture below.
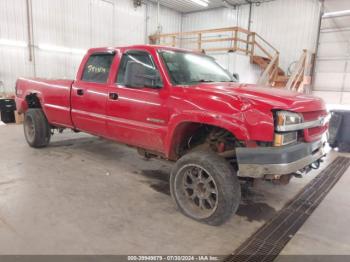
[159,50,235,85]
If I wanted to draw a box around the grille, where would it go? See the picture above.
[226,156,350,262]
[302,110,328,142]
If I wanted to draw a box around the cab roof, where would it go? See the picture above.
[86,44,202,55]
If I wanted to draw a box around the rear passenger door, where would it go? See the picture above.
[71,51,115,136]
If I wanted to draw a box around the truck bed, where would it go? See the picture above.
[16,78,74,128]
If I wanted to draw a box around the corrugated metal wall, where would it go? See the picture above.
[0,0,181,93]
[147,2,182,36]
[0,0,32,94]
[312,0,350,105]
[182,8,238,31]
[0,0,322,93]
[249,0,321,72]
[181,0,321,84]
[180,6,259,84]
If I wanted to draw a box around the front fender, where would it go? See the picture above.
[164,110,249,159]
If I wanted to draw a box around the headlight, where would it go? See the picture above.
[274,111,302,146]
[275,111,302,129]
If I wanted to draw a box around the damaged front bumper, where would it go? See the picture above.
[236,140,325,178]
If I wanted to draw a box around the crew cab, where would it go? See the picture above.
[15,45,328,225]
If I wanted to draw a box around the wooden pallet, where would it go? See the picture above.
[15,111,24,124]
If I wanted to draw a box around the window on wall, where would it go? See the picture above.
[81,53,115,83]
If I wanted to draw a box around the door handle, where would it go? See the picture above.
[77,89,84,96]
[109,92,119,100]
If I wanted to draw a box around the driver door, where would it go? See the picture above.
[106,50,169,153]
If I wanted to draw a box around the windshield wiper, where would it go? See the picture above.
[189,79,215,83]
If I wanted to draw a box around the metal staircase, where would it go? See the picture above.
[150,27,313,93]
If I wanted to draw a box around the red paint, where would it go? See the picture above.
[15,45,327,159]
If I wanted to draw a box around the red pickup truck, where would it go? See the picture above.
[15,45,328,225]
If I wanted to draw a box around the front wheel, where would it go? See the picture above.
[24,109,51,148]
[170,151,241,226]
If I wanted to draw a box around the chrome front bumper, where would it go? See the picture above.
[236,140,325,178]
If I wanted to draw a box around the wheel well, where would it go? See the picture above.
[169,123,242,161]
[25,93,42,109]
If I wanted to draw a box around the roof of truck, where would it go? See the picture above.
[87,44,202,55]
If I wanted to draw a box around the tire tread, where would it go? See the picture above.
[170,150,241,226]
[24,109,51,148]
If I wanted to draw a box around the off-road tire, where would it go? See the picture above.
[170,150,241,226]
[24,109,51,148]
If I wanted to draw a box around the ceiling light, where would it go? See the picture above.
[323,9,350,18]
[38,44,86,55]
[190,0,209,7]
[0,39,27,47]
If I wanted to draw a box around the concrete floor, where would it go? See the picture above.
[0,124,348,255]
[279,152,350,256]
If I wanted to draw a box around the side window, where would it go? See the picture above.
[116,51,162,88]
[81,53,115,83]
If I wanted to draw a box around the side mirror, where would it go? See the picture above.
[144,71,163,89]
[232,73,239,82]
[125,61,162,89]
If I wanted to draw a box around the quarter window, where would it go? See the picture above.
[82,53,115,83]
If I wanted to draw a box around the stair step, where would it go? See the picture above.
[251,55,285,76]
[275,75,289,81]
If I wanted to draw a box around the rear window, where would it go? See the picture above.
[81,53,115,83]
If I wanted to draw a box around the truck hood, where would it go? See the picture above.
[187,82,326,113]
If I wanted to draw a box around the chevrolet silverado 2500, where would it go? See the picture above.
[15,45,328,225]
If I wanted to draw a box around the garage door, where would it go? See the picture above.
[313,0,350,105]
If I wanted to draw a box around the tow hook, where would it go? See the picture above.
[293,159,322,179]
[293,172,304,178]
[311,159,321,170]
[293,164,312,178]
[264,174,293,185]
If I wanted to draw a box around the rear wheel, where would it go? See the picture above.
[170,150,241,226]
[24,109,51,148]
